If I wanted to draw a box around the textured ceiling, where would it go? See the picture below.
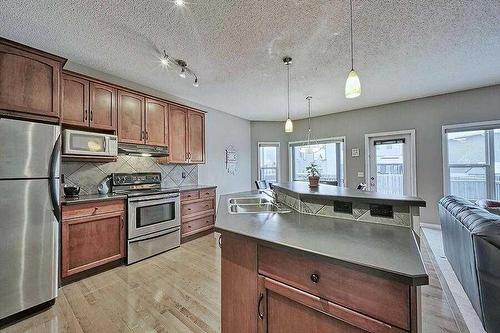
[1,0,499,120]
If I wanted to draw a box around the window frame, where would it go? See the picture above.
[288,136,347,186]
[257,142,281,183]
[442,120,500,200]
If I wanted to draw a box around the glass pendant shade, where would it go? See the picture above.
[285,118,293,133]
[345,69,361,99]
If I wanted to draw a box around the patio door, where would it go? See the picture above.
[366,131,416,196]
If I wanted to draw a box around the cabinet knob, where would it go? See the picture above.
[310,273,320,284]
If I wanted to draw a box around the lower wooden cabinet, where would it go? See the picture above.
[221,231,418,333]
[180,187,216,241]
[61,200,126,278]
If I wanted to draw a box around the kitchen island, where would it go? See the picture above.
[215,189,428,333]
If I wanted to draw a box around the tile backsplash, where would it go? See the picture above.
[62,156,198,195]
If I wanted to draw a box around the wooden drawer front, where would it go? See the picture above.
[182,199,213,216]
[258,246,410,330]
[182,215,214,235]
[62,200,125,220]
[199,188,216,199]
[181,190,199,201]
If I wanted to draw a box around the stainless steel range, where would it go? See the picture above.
[111,172,180,264]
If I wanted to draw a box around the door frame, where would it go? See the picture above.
[364,129,417,195]
[257,142,281,183]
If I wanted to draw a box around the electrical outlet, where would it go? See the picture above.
[181,172,187,179]
[357,172,364,178]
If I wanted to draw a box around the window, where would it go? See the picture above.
[289,138,345,186]
[444,123,500,200]
[258,142,280,183]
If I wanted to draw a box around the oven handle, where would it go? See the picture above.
[128,194,179,203]
[129,228,179,244]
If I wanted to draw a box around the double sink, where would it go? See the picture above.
[228,197,291,214]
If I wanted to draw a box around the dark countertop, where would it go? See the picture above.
[215,190,428,286]
[61,193,127,205]
[178,184,217,192]
[272,182,426,207]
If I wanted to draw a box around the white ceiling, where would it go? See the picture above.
[1,0,499,121]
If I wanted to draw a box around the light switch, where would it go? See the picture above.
[351,148,360,157]
[357,172,364,178]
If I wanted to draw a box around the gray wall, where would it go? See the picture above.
[65,62,252,198]
[251,85,500,223]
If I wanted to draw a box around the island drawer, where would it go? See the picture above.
[258,245,410,330]
[181,190,199,201]
[62,200,125,220]
[181,215,214,235]
[181,199,214,216]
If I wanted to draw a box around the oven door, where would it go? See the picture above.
[128,194,180,239]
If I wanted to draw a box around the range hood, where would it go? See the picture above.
[118,143,168,157]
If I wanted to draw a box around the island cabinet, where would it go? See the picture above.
[168,106,205,164]
[62,73,117,130]
[61,200,126,279]
[180,187,216,242]
[0,38,66,122]
[221,232,418,333]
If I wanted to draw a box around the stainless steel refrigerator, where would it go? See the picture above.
[0,118,60,321]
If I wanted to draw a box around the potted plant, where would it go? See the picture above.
[306,162,320,188]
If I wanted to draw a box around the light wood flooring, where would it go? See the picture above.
[2,233,465,333]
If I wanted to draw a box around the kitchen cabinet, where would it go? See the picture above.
[168,107,206,164]
[62,74,117,130]
[0,38,65,121]
[117,90,145,144]
[188,110,205,163]
[180,187,216,242]
[61,200,126,278]
[220,231,419,333]
[90,82,116,130]
[221,232,258,333]
[145,98,168,146]
[168,105,189,162]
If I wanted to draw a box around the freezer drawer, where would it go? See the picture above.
[127,228,180,265]
[0,179,59,320]
[0,118,60,179]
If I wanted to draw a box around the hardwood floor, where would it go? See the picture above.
[1,233,464,333]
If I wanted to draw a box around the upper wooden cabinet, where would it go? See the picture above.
[0,39,65,120]
[117,90,145,144]
[188,111,205,163]
[62,74,117,130]
[168,106,188,163]
[168,107,206,164]
[145,98,168,146]
[90,82,116,130]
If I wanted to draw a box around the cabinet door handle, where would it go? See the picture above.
[141,131,144,140]
[218,235,222,248]
[90,110,93,122]
[84,109,88,121]
[257,293,264,320]
[145,131,149,141]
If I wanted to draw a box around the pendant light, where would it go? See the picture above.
[299,96,322,154]
[283,56,293,133]
[345,0,361,99]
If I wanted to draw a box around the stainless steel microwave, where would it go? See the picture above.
[62,129,118,156]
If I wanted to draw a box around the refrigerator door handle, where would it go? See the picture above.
[49,134,61,222]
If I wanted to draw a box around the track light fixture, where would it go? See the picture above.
[161,51,199,87]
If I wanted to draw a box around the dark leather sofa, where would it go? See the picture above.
[439,195,500,332]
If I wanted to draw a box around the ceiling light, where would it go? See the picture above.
[193,77,199,87]
[283,56,293,133]
[345,0,361,99]
[179,67,186,78]
[299,96,322,154]
[174,0,185,7]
